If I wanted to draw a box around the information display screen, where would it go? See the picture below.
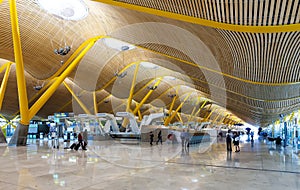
[28,124,38,133]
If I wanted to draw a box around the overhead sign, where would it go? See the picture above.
[96,113,107,117]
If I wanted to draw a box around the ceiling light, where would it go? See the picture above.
[147,85,158,90]
[37,0,89,21]
[102,38,135,51]
[33,85,43,91]
[164,76,176,80]
[168,94,176,98]
[114,71,127,78]
[140,62,159,69]
[54,45,71,56]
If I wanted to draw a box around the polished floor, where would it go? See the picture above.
[0,135,299,190]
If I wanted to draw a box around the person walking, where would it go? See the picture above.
[150,131,154,146]
[233,132,240,152]
[77,132,85,150]
[226,129,232,151]
[156,130,163,145]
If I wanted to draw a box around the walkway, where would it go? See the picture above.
[0,136,299,190]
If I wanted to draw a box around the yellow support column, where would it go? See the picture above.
[133,77,162,114]
[0,62,12,110]
[0,114,17,129]
[137,109,142,121]
[124,63,140,128]
[167,95,177,117]
[289,112,295,122]
[176,112,183,123]
[0,62,11,73]
[127,63,140,112]
[57,61,145,114]
[12,78,57,117]
[188,98,202,122]
[28,38,99,119]
[164,92,191,126]
[162,94,177,126]
[1,123,9,130]
[212,113,221,124]
[93,91,98,115]
[63,81,92,115]
[96,94,111,107]
[191,100,208,121]
[134,79,156,96]
[220,114,229,125]
[203,108,216,122]
[9,0,29,124]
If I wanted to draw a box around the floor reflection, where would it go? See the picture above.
[0,137,299,190]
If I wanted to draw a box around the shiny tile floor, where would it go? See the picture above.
[0,136,299,190]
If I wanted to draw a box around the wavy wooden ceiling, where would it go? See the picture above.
[0,0,299,126]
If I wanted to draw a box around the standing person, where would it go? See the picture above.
[226,129,232,151]
[180,129,186,148]
[82,129,88,150]
[185,129,191,148]
[51,130,58,149]
[156,130,163,145]
[149,131,154,146]
[250,131,254,141]
[246,127,251,141]
[233,132,240,152]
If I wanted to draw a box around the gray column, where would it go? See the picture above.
[8,123,28,146]
[0,129,7,143]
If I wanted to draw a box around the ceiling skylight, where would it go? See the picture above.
[140,62,159,69]
[102,38,136,51]
[164,76,176,80]
[37,0,89,21]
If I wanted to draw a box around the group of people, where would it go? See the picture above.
[246,127,254,141]
[226,129,240,152]
[149,130,163,146]
[150,129,192,148]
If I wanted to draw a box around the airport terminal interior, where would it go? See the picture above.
[0,0,299,189]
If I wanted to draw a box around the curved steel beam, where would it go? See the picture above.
[28,36,104,120]
[0,62,12,110]
[93,0,300,33]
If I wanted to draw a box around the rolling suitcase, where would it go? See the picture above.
[70,142,76,150]
[74,143,81,151]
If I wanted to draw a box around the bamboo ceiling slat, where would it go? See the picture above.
[115,0,300,25]
[0,0,299,126]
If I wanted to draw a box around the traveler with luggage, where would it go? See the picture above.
[69,131,87,150]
